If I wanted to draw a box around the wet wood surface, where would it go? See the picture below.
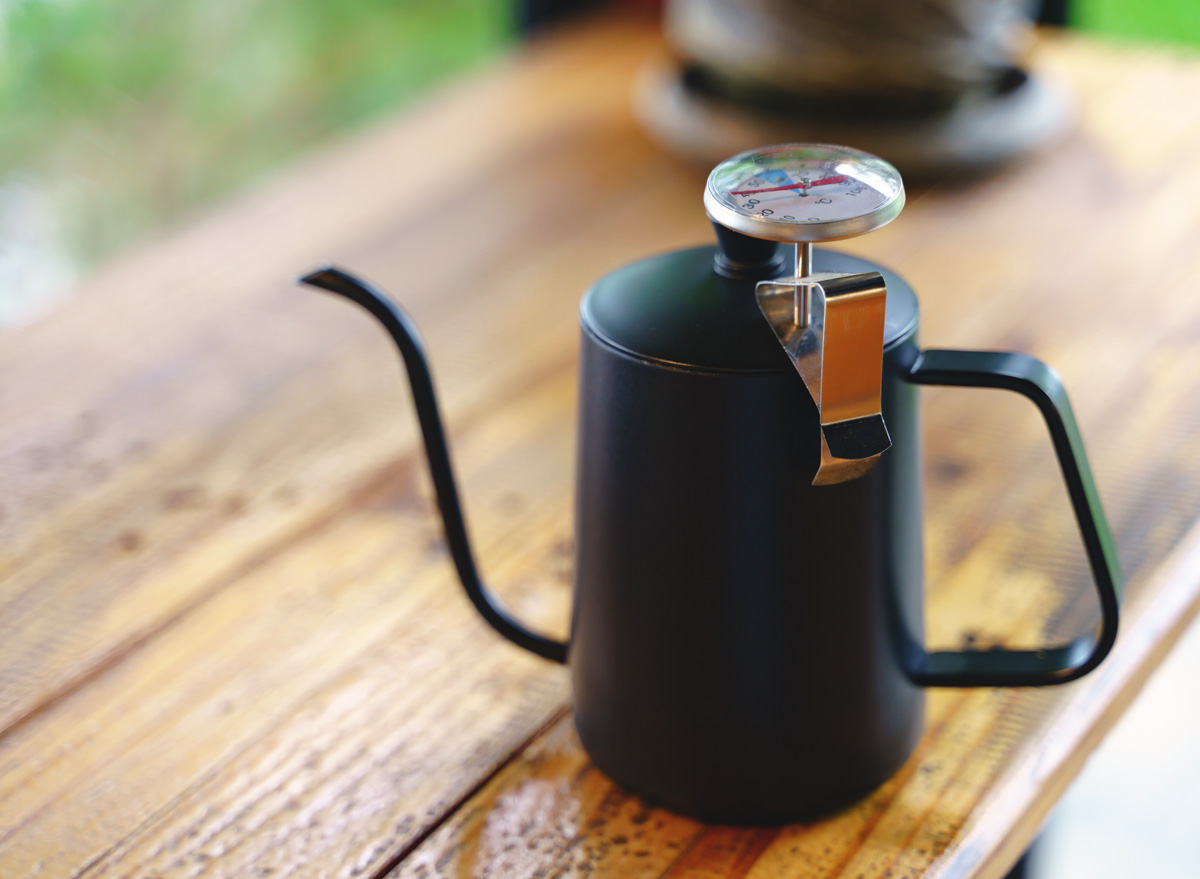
[3,14,1200,879]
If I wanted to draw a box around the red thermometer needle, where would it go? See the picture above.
[730,175,848,196]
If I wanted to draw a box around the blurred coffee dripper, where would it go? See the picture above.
[635,0,1071,178]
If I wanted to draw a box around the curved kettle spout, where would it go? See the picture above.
[298,265,569,664]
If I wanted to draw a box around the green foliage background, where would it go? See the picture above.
[1078,0,1200,46]
[0,0,511,271]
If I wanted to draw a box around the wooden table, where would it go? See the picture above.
[4,14,1200,879]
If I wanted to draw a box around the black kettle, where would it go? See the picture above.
[299,143,1120,825]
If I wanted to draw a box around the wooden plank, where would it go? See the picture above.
[0,16,674,734]
[393,520,1200,879]
[385,30,1200,879]
[935,523,1200,879]
[0,370,576,877]
[0,19,692,876]
[3,15,1200,879]
[392,516,1200,879]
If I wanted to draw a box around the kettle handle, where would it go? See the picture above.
[903,349,1122,686]
[299,266,569,664]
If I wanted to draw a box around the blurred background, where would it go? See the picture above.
[2,0,1198,327]
[0,0,514,324]
[1,0,1197,876]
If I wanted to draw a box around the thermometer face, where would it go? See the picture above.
[704,144,905,243]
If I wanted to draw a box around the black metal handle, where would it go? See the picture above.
[299,266,569,664]
[904,349,1122,686]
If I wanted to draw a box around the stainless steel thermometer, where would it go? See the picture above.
[704,143,905,485]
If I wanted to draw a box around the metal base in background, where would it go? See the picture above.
[634,56,1073,180]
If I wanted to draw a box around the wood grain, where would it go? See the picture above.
[391,525,1200,879]
[0,16,669,734]
[3,14,1200,879]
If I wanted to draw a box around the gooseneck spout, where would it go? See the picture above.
[299,266,569,664]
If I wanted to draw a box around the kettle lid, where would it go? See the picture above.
[581,245,918,373]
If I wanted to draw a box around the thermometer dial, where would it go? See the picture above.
[704,143,904,243]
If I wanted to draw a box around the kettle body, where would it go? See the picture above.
[572,245,925,821]
[300,236,1120,825]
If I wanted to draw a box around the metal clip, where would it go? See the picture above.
[756,270,891,485]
